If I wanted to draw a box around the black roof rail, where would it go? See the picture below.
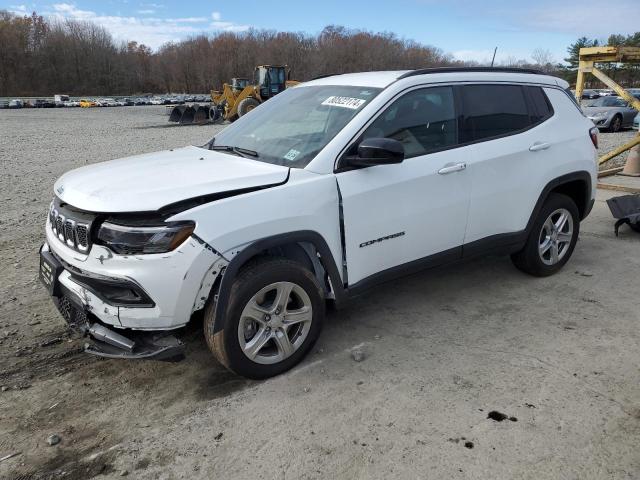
[397,67,544,79]
[311,73,340,80]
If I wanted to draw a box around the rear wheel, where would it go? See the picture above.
[609,114,622,133]
[511,193,580,277]
[237,97,260,117]
[204,257,324,379]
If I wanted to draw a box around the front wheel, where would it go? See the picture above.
[204,257,325,379]
[511,193,580,277]
[237,97,260,117]
[609,115,622,133]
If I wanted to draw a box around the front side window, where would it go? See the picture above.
[459,84,531,143]
[360,86,457,158]
[207,85,381,168]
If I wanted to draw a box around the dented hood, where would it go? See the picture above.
[54,146,289,213]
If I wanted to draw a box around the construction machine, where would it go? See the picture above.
[209,65,298,123]
[168,65,297,125]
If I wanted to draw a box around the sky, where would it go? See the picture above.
[3,0,639,64]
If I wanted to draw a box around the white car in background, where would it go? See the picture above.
[40,68,597,379]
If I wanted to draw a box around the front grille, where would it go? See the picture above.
[49,200,93,253]
[57,294,88,328]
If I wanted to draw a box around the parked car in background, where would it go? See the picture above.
[633,112,639,131]
[150,97,164,105]
[120,98,134,106]
[584,96,638,132]
[54,94,70,107]
[8,99,23,109]
[33,99,55,108]
[80,99,97,107]
[581,89,600,100]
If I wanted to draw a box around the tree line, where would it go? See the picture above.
[0,10,638,97]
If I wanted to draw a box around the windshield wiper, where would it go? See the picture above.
[208,144,259,158]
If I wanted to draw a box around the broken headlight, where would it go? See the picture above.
[96,221,195,255]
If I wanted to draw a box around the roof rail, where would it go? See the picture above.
[397,67,543,79]
[311,73,339,80]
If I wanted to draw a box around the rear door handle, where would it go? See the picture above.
[529,142,551,152]
[438,162,466,175]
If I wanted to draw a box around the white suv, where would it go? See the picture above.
[40,68,598,378]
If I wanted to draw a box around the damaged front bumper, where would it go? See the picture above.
[40,245,186,361]
[40,223,228,360]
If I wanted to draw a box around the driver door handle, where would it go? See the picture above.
[529,142,551,152]
[438,162,467,175]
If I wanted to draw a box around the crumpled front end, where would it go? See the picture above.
[41,213,227,360]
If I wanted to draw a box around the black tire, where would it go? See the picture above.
[204,257,325,379]
[630,223,640,233]
[511,193,580,277]
[609,114,622,133]
[237,97,260,117]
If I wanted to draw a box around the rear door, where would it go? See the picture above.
[336,86,472,286]
[460,83,557,247]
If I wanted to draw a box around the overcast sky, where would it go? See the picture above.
[3,0,638,63]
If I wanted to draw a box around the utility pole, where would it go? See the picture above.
[491,47,498,67]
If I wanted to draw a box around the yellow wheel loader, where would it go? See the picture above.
[209,65,298,123]
[169,65,297,125]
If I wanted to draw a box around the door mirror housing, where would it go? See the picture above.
[344,138,404,168]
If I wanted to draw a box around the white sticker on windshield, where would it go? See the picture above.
[283,149,300,161]
[322,96,367,109]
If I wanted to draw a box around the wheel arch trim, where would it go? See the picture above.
[210,230,345,334]
[526,171,593,234]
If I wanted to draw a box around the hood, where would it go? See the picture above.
[54,146,289,213]
[583,106,616,116]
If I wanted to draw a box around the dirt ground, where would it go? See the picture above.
[1,107,639,480]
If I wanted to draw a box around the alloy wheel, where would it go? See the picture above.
[538,208,574,266]
[237,282,313,365]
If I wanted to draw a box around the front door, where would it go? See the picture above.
[336,86,472,286]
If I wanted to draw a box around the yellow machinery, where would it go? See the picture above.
[210,65,298,122]
[575,46,640,176]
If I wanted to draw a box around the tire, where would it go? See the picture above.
[204,257,325,379]
[630,223,640,233]
[237,97,260,117]
[511,193,580,277]
[609,114,622,133]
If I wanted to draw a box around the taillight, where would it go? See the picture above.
[589,127,598,149]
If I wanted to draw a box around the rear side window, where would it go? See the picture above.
[459,84,531,143]
[525,86,554,123]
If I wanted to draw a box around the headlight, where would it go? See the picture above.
[592,111,609,118]
[96,221,195,254]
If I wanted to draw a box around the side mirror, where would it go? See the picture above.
[344,138,404,168]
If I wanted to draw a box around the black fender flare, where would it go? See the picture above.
[525,170,593,236]
[211,230,345,334]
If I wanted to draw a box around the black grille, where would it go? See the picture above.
[57,295,88,327]
[76,224,88,248]
[49,199,94,253]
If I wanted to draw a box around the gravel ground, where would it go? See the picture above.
[1,107,639,480]
[597,129,638,170]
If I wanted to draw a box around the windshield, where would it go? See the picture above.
[588,96,626,107]
[206,85,381,168]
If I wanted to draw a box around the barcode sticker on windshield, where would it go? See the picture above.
[322,96,367,109]
[284,149,300,161]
